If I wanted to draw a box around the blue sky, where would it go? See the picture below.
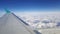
[0,0,60,12]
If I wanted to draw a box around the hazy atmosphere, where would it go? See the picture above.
[0,0,60,34]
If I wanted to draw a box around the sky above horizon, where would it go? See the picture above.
[0,0,60,12]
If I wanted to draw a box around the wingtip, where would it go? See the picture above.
[5,9,11,14]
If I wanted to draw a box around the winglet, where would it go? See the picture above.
[5,9,11,14]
